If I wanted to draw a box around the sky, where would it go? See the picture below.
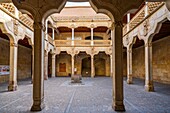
[65,2,90,7]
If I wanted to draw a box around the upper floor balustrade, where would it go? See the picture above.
[123,2,164,36]
[55,40,111,47]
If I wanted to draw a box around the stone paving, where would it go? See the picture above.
[0,77,170,113]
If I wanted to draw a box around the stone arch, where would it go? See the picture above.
[0,22,16,44]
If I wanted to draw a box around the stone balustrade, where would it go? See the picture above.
[123,2,164,36]
[55,40,111,47]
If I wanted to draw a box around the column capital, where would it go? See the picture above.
[91,55,94,59]
[145,42,152,47]
[127,47,132,53]
[10,42,18,47]
[111,21,123,30]
[44,51,48,57]
[90,24,95,29]
[114,21,123,28]
[52,54,56,59]
[33,21,46,32]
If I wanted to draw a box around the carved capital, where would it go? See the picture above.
[114,21,123,28]
[10,42,18,47]
[33,22,45,31]
[145,42,152,47]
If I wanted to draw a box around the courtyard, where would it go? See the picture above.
[0,77,170,113]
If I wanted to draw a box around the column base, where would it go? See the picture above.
[44,75,48,80]
[51,74,56,78]
[31,99,45,111]
[8,84,18,91]
[127,79,133,84]
[145,85,154,92]
[112,103,125,111]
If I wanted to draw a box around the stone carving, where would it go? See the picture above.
[143,19,150,36]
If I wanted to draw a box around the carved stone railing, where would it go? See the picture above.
[19,12,33,30]
[0,3,33,30]
[0,3,15,15]
[55,40,111,47]
[123,2,164,36]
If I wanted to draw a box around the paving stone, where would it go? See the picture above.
[0,77,170,113]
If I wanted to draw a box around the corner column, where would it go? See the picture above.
[8,42,18,91]
[112,21,125,111]
[51,53,56,77]
[91,55,95,78]
[145,42,154,91]
[31,21,45,111]
[44,51,48,80]
[127,46,133,84]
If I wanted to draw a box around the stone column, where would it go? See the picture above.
[71,28,74,46]
[45,20,48,40]
[91,28,94,46]
[110,55,113,77]
[52,28,55,40]
[145,2,149,17]
[8,42,18,91]
[127,13,130,32]
[145,42,154,91]
[31,46,34,83]
[14,6,19,19]
[112,21,125,111]
[91,55,94,78]
[51,54,56,77]
[71,55,75,77]
[127,46,133,84]
[44,51,48,80]
[31,21,45,111]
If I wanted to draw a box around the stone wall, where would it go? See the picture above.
[0,38,32,83]
[17,45,32,80]
[0,38,10,83]
[130,36,170,84]
[56,52,110,77]
[56,53,71,76]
